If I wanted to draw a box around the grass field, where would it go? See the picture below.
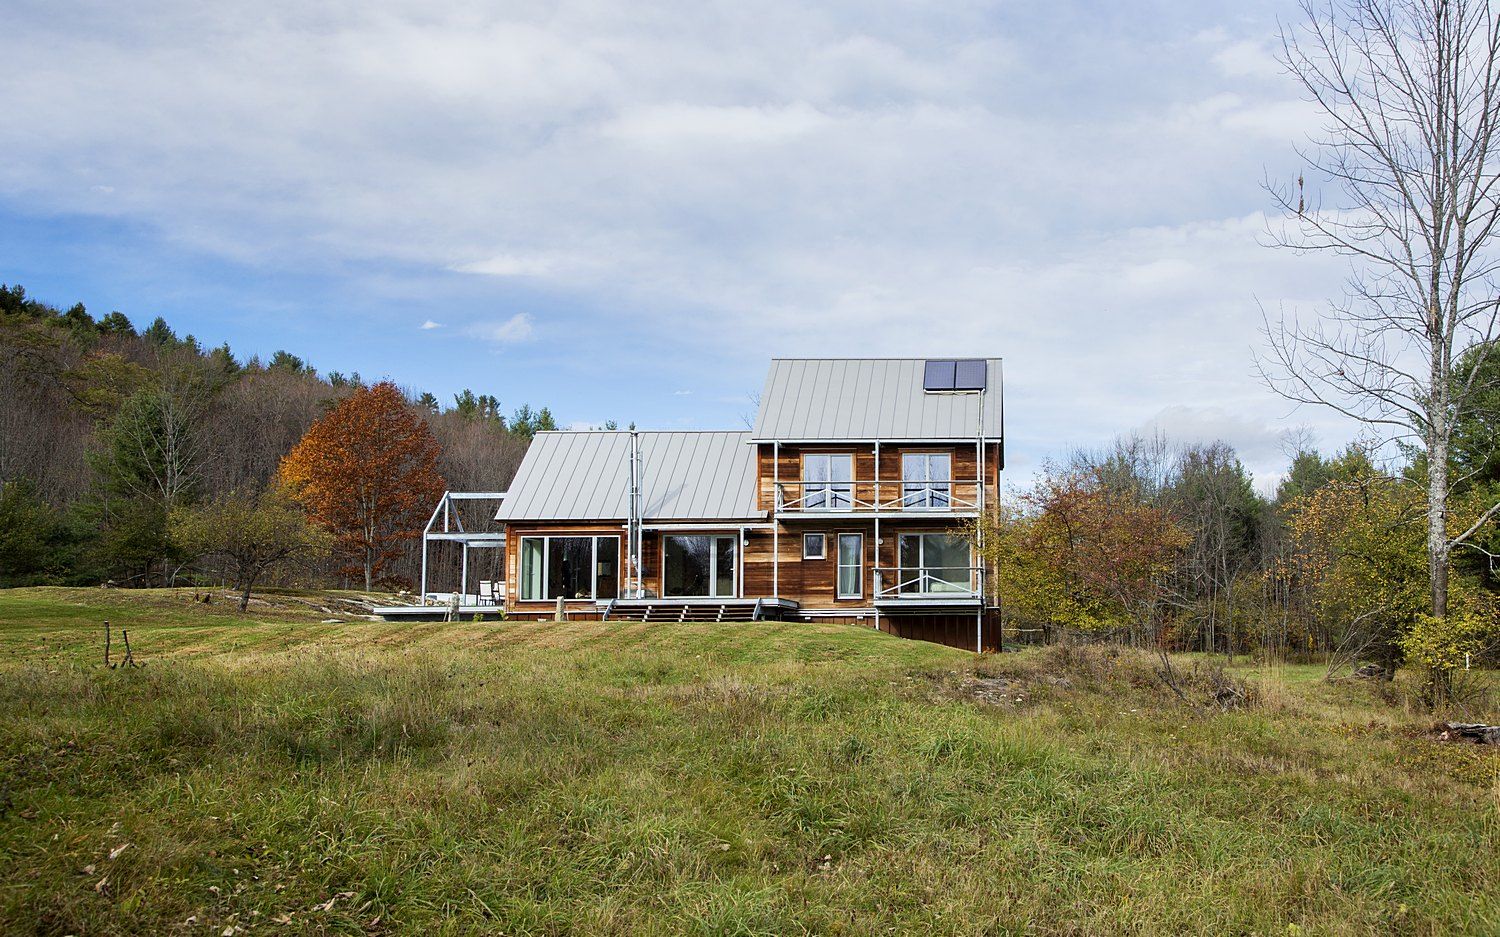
[1,587,1497,935]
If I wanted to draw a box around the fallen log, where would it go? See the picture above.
[1438,722,1500,745]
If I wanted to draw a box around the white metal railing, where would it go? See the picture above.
[872,565,984,599]
[774,480,989,514]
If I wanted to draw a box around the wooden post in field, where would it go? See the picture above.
[554,595,565,622]
[103,620,111,668]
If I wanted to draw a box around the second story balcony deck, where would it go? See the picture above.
[773,478,991,518]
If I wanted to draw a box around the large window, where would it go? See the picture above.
[518,536,619,601]
[803,453,853,510]
[663,534,737,597]
[897,533,970,594]
[902,452,952,509]
[836,533,863,599]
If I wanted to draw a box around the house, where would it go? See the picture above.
[486,357,1003,651]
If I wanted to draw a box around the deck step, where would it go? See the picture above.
[602,602,759,623]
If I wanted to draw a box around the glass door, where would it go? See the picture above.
[803,453,853,510]
[901,453,952,509]
[663,534,738,597]
[897,533,971,594]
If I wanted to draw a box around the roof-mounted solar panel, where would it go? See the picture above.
[923,359,957,390]
[953,359,987,390]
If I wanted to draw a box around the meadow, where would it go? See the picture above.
[0,587,1496,935]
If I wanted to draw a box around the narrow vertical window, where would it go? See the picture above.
[836,533,863,599]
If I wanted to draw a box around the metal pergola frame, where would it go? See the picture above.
[418,491,508,606]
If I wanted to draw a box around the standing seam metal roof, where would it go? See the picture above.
[494,431,761,522]
[751,358,1003,440]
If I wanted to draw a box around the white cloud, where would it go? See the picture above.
[420,319,443,330]
[600,102,830,148]
[451,252,568,278]
[466,313,535,344]
[1212,39,1284,79]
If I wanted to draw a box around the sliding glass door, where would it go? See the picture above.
[896,533,971,594]
[663,534,737,597]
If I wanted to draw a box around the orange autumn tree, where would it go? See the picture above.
[279,382,445,590]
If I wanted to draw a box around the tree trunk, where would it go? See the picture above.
[1428,423,1450,621]
[238,567,257,613]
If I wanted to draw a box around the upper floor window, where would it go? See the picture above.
[803,453,853,511]
[902,452,951,509]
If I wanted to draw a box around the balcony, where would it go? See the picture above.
[872,564,984,607]
[773,479,990,517]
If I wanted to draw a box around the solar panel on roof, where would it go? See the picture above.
[923,359,956,390]
[953,359,987,390]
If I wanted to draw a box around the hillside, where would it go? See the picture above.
[0,588,1496,935]
[0,284,547,591]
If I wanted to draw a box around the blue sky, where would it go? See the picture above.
[0,0,1358,488]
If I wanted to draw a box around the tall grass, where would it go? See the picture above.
[0,587,1496,935]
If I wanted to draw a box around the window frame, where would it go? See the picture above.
[800,452,855,511]
[901,450,953,510]
[517,534,620,601]
[836,532,864,600]
[896,531,972,595]
[661,533,740,598]
[802,531,826,560]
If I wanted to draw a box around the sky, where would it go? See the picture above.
[0,0,1361,490]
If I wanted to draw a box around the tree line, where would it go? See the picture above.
[0,284,566,593]
[985,347,1500,702]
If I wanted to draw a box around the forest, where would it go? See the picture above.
[0,283,566,595]
[986,395,1500,702]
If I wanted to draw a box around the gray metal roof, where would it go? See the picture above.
[494,431,761,522]
[751,358,1003,441]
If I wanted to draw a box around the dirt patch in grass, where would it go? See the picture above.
[937,643,1258,714]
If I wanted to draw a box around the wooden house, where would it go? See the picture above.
[488,357,1003,651]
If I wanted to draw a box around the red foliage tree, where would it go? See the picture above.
[279,382,445,590]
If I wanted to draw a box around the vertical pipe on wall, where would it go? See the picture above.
[772,441,780,600]
[976,394,985,653]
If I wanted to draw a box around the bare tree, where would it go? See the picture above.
[1261,0,1500,620]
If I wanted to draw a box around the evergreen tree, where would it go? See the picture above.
[97,311,136,336]
[142,316,180,348]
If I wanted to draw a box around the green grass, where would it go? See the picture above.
[0,588,1497,935]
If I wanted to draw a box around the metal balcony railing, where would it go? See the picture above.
[773,479,989,514]
[873,565,984,599]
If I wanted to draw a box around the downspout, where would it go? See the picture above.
[977,393,985,654]
[772,440,780,601]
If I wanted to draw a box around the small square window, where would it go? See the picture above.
[802,532,826,559]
